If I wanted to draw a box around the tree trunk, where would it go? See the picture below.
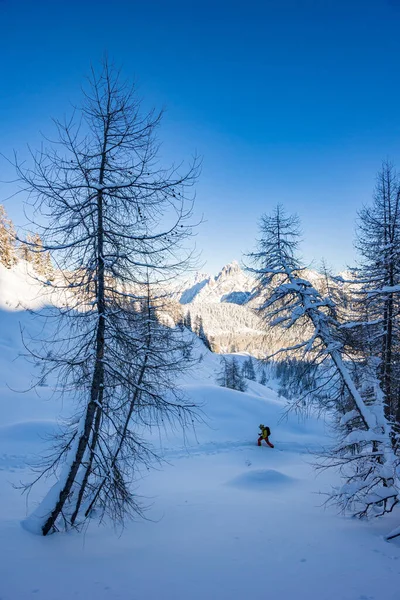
[42,130,109,534]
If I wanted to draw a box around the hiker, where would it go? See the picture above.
[258,424,274,448]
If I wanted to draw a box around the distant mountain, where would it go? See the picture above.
[0,254,344,360]
[179,271,211,304]
[178,261,343,357]
[180,261,255,305]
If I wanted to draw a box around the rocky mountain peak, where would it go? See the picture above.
[217,260,242,280]
[180,260,254,305]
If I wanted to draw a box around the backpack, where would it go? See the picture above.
[259,425,271,437]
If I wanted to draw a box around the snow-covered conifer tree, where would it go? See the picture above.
[18,236,33,263]
[247,205,398,520]
[20,233,53,279]
[0,205,17,269]
[348,162,400,439]
[216,356,229,388]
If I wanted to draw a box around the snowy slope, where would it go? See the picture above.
[0,261,48,310]
[0,267,399,600]
[179,271,211,304]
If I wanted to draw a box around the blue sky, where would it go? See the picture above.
[1,0,400,274]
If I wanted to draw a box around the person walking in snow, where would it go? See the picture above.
[257,424,274,448]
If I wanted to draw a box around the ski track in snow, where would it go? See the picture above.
[159,439,323,460]
[0,439,320,473]
[0,453,30,471]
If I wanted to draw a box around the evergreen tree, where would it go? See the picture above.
[242,356,256,380]
[197,316,211,350]
[32,234,53,278]
[230,357,247,391]
[184,311,192,331]
[19,233,54,279]
[216,356,247,392]
[193,314,201,334]
[19,237,33,263]
[259,369,267,386]
[350,162,400,435]
[216,356,229,388]
[174,306,185,330]
[0,205,17,269]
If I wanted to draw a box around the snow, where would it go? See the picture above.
[0,266,400,599]
[340,409,360,425]
[0,261,48,311]
[227,468,295,489]
[180,277,209,303]
[342,430,385,446]
[0,420,58,442]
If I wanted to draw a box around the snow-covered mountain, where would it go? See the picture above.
[179,261,331,308]
[180,260,255,305]
[178,262,333,356]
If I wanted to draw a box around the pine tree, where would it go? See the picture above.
[350,162,400,436]
[216,356,229,388]
[193,314,201,334]
[230,357,247,391]
[175,310,185,330]
[19,233,54,279]
[19,237,33,262]
[184,311,192,331]
[197,316,211,350]
[259,369,267,386]
[0,205,17,269]
[242,356,256,380]
[32,234,52,277]
[216,356,247,392]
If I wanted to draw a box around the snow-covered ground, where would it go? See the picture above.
[0,265,400,600]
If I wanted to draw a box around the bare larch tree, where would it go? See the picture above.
[16,61,200,536]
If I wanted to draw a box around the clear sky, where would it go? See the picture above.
[1,0,400,275]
